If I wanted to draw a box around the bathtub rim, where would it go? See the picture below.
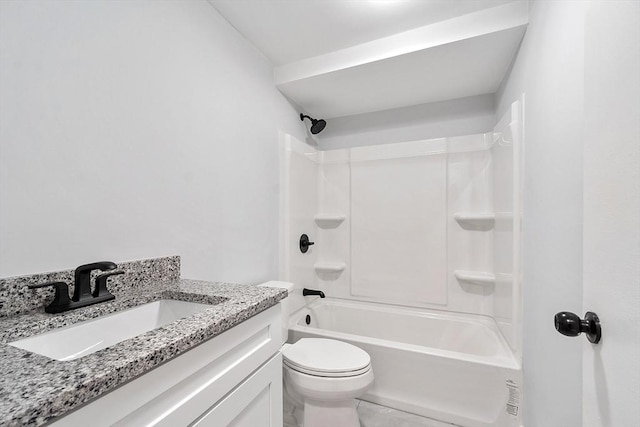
[288,297,521,370]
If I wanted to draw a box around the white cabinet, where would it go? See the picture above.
[52,304,283,427]
[193,353,282,427]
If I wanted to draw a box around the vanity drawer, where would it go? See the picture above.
[192,353,282,427]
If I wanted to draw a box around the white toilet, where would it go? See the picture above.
[259,281,374,427]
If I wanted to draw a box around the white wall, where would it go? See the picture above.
[496,1,586,425]
[316,94,495,150]
[582,2,640,425]
[0,0,306,282]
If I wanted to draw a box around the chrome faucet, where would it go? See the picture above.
[29,261,123,313]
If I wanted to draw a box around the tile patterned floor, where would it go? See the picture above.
[356,400,459,427]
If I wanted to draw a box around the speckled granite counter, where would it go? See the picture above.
[0,277,286,426]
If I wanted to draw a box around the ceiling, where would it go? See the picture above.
[207,0,526,119]
[275,25,526,118]
[208,0,517,66]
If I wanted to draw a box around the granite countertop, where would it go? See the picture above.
[0,278,286,426]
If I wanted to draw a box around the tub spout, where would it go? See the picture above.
[303,288,325,298]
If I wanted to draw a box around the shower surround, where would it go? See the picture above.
[280,101,523,426]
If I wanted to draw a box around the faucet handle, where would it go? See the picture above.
[28,281,68,290]
[93,270,123,299]
[73,261,118,301]
[29,281,72,314]
[75,261,117,275]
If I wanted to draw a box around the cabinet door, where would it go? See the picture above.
[192,353,283,427]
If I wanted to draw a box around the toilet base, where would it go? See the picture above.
[284,377,363,427]
[281,338,374,427]
[303,398,360,427]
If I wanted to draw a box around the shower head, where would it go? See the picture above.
[300,113,327,135]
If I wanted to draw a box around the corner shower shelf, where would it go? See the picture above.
[314,262,346,273]
[314,214,346,228]
[453,212,495,230]
[454,270,496,286]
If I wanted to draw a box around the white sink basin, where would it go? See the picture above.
[9,299,214,361]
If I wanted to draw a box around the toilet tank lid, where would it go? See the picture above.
[257,281,296,291]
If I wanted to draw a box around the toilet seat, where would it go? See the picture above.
[282,338,371,378]
[284,363,374,402]
[284,360,371,377]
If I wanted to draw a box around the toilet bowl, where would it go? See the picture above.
[283,338,374,427]
[258,281,374,427]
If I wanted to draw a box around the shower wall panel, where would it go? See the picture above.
[350,140,448,306]
[280,136,318,287]
[281,121,521,350]
[315,149,351,294]
[447,134,494,316]
[492,99,523,356]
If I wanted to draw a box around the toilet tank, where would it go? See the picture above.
[257,281,305,344]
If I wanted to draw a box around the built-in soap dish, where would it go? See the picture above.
[314,262,346,273]
[314,214,346,229]
[453,213,495,230]
[454,270,496,286]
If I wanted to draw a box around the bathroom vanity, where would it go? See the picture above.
[51,303,283,427]
[0,257,286,426]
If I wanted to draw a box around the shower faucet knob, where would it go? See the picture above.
[299,234,315,253]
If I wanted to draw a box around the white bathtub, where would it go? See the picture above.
[288,298,522,427]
